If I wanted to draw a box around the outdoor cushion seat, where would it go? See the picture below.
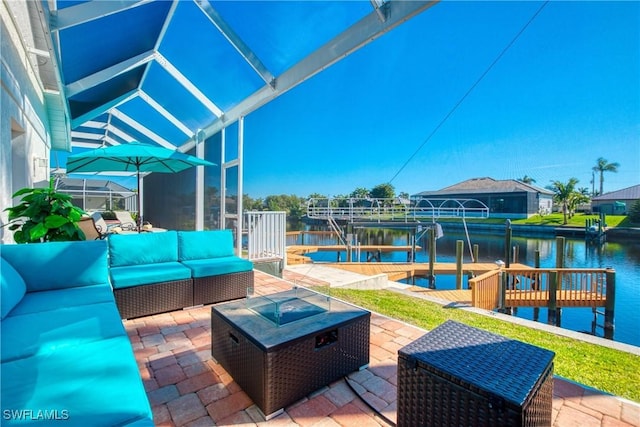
[109,262,191,289]
[177,230,254,305]
[108,230,194,318]
[181,256,253,278]
[2,336,153,426]
[8,284,115,316]
[0,240,153,426]
[1,302,126,363]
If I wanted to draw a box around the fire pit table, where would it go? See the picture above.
[210,287,370,419]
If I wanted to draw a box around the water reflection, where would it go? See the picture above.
[292,226,640,347]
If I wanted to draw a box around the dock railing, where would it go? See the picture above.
[469,268,613,310]
[469,270,501,310]
[306,197,489,222]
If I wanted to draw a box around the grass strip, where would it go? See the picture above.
[323,287,640,402]
[436,214,628,228]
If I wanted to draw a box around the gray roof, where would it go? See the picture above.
[54,177,134,196]
[414,177,554,197]
[591,184,640,201]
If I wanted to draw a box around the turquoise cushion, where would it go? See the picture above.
[110,262,191,289]
[1,258,26,319]
[0,241,108,292]
[9,284,115,317]
[181,256,253,278]
[1,302,126,363]
[109,230,179,267]
[178,230,234,260]
[1,336,153,426]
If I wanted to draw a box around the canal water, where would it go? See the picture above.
[296,227,640,347]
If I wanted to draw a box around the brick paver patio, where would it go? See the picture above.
[124,270,640,426]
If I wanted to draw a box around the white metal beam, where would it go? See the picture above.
[104,122,138,144]
[104,134,122,146]
[110,109,177,149]
[51,0,153,31]
[71,131,104,140]
[65,50,155,97]
[155,52,223,117]
[195,0,275,86]
[80,121,108,130]
[186,0,439,149]
[70,89,138,129]
[69,141,103,149]
[139,90,193,137]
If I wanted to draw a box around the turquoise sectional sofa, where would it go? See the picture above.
[178,230,254,306]
[1,240,153,426]
[109,230,254,319]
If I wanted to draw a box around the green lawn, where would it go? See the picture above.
[323,287,640,402]
[512,213,627,228]
[439,214,628,228]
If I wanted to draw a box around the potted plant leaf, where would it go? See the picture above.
[4,178,86,243]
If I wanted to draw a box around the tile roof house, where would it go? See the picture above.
[413,177,555,219]
[591,184,640,215]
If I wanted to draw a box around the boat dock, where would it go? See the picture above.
[320,261,530,282]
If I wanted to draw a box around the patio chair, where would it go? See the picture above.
[113,211,137,231]
[90,211,116,234]
[78,217,107,240]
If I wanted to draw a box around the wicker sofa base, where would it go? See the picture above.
[193,270,253,305]
[114,279,193,319]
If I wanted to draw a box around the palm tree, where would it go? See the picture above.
[550,178,579,224]
[519,175,536,184]
[592,157,619,196]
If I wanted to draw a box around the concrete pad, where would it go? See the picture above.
[285,264,389,290]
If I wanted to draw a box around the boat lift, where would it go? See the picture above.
[306,197,490,265]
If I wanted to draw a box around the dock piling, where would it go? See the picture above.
[605,269,616,339]
[548,271,558,326]
[556,236,565,268]
[455,240,463,290]
[504,220,512,268]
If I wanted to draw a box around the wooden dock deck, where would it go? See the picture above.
[324,262,530,282]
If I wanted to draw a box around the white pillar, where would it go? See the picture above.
[195,130,205,230]
[236,116,244,256]
[220,127,226,231]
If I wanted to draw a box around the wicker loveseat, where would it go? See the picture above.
[0,240,153,426]
[108,230,254,319]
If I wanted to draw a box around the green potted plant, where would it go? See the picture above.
[4,178,86,243]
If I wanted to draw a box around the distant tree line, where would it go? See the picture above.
[243,158,623,225]
[243,182,405,221]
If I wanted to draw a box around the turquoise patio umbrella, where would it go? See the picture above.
[66,141,215,231]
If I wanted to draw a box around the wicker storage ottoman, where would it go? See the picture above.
[397,320,554,427]
[211,289,370,419]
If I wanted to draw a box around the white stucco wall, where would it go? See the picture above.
[1,2,51,243]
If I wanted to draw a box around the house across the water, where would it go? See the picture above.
[591,184,640,215]
[412,177,554,219]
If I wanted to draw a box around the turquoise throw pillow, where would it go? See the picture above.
[1,257,26,319]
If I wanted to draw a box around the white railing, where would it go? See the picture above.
[307,197,489,221]
[246,211,287,263]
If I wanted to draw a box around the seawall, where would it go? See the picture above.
[439,221,640,241]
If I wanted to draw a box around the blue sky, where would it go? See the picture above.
[241,1,639,199]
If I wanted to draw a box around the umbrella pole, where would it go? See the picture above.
[137,170,141,232]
